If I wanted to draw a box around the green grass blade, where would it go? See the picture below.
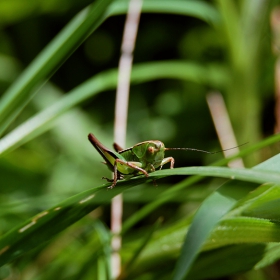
[152,166,280,185]
[172,181,256,280]
[0,180,138,266]
[0,0,113,135]
[0,0,220,137]
[121,134,280,233]
[206,216,280,250]
[129,212,280,278]
[135,216,280,264]
[122,218,163,277]
[0,164,280,266]
[109,0,220,25]
[172,153,280,280]
[0,61,228,156]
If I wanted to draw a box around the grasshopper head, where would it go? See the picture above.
[145,141,165,167]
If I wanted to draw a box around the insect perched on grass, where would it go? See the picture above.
[88,133,244,189]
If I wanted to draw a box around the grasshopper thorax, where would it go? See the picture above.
[131,140,165,169]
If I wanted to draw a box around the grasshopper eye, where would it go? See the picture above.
[148,146,154,154]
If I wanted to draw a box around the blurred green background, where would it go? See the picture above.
[0,0,279,279]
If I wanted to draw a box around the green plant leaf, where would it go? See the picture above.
[0,61,228,156]
[121,134,280,234]
[124,215,280,278]
[0,0,220,137]
[1,164,280,266]
[0,179,140,267]
[0,0,114,135]
[172,153,280,280]
[109,0,220,25]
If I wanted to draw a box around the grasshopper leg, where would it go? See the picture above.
[108,159,149,189]
[102,177,114,183]
[116,159,149,177]
[160,157,175,170]
[107,164,123,189]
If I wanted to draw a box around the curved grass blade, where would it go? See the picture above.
[172,154,280,280]
[1,165,280,266]
[126,215,280,278]
[0,179,144,267]
[0,61,228,156]
[0,0,113,135]
[121,134,280,233]
[0,0,220,137]
[134,216,280,266]
[109,0,220,26]
[172,180,257,280]
[151,166,280,185]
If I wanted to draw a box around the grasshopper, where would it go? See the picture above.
[88,133,244,189]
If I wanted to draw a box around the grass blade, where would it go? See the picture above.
[0,61,228,156]
[172,153,280,280]
[1,164,280,266]
[0,0,113,135]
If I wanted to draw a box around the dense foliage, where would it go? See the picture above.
[0,1,280,279]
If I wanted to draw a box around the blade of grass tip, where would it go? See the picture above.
[0,0,113,136]
[172,153,280,280]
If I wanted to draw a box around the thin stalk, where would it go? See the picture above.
[271,7,280,133]
[111,0,142,278]
[206,91,244,168]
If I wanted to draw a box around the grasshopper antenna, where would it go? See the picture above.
[165,142,248,154]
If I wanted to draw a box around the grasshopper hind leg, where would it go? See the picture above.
[103,168,124,189]
[107,159,149,189]
[108,162,131,189]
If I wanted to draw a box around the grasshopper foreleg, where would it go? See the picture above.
[160,157,175,170]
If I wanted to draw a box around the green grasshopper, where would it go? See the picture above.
[88,133,243,189]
